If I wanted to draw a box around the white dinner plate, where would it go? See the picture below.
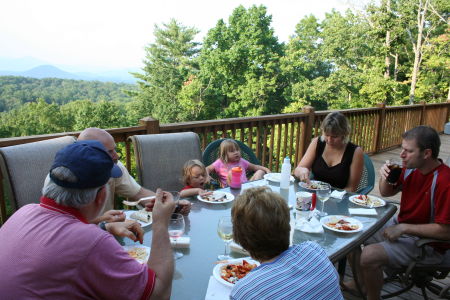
[349,195,386,208]
[263,173,295,183]
[123,245,150,264]
[213,258,259,287]
[320,215,363,233]
[124,210,152,227]
[298,180,329,191]
[197,191,234,204]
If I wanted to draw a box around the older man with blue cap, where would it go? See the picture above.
[0,140,175,300]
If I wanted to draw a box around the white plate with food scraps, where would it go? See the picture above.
[124,210,152,227]
[320,215,363,233]
[213,258,259,287]
[263,173,295,183]
[197,191,234,204]
[299,180,329,191]
[349,195,386,208]
[123,245,150,264]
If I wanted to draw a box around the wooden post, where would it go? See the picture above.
[139,117,160,134]
[374,103,386,153]
[446,100,450,123]
[419,101,426,125]
[299,106,315,161]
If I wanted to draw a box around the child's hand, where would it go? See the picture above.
[199,189,213,197]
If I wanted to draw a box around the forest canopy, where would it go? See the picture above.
[1,1,448,138]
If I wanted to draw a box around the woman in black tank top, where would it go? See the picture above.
[293,112,364,191]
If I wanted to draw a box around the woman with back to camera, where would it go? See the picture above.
[294,111,364,192]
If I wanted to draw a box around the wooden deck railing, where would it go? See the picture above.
[1,100,449,223]
[1,101,449,172]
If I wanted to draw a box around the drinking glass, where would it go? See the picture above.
[217,216,233,260]
[168,213,185,259]
[316,183,331,217]
[386,159,402,185]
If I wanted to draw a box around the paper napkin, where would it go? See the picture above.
[204,276,232,300]
[295,213,324,233]
[348,208,377,215]
[170,237,190,248]
[330,190,346,199]
[230,241,249,255]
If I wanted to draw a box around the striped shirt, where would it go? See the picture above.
[230,242,343,300]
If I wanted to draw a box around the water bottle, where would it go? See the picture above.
[230,167,243,189]
[280,157,291,189]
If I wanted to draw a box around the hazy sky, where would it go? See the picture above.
[0,0,357,71]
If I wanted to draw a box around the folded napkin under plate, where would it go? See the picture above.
[330,190,346,199]
[348,208,378,215]
[294,210,324,233]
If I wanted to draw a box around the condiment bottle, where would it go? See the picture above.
[280,157,291,189]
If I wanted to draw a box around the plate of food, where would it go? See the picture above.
[349,195,386,208]
[125,209,152,227]
[197,191,234,204]
[123,245,150,264]
[263,173,295,183]
[213,258,259,287]
[299,180,329,191]
[320,215,363,233]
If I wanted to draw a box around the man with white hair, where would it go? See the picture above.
[0,140,175,299]
[78,127,191,224]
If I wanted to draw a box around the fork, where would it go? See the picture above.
[122,196,156,207]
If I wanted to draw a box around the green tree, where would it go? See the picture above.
[0,99,64,137]
[191,5,285,119]
[132,19,200,123]
[60,100,126,131]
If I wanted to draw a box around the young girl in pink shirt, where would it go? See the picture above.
[206,139,270,188]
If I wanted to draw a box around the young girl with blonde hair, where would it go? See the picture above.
[206,139,270,187]
[180,159,213,198]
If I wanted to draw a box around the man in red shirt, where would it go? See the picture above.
[357,126,450,300]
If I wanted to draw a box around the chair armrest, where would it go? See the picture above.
[415,238,450,248]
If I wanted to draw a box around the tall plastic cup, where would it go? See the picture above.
[230,167,243,189]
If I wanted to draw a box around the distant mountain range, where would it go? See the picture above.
[0,57,139,83]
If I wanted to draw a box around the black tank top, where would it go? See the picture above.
[311,139,357,189]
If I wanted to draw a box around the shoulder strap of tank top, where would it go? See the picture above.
[316,138,325,156]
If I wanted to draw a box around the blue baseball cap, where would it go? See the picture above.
[50,140,122,189]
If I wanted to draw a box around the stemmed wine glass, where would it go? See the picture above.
[217,216,233,260]
[316,183,331,217]
[168,213,185,259]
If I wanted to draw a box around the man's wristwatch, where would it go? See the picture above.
[98,221,108,231]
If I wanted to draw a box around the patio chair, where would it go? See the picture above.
[202,138,261,188]
[0,136,76,224]
[356,153,375,195]
[381,238,450,299]
[129,132,202,192]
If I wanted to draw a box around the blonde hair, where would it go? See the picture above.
[320,111,351,143]
[232,187,290,261]
[182,159,207,186]
[219,139,241,164]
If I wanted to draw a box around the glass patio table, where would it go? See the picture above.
[123,179,397,300]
